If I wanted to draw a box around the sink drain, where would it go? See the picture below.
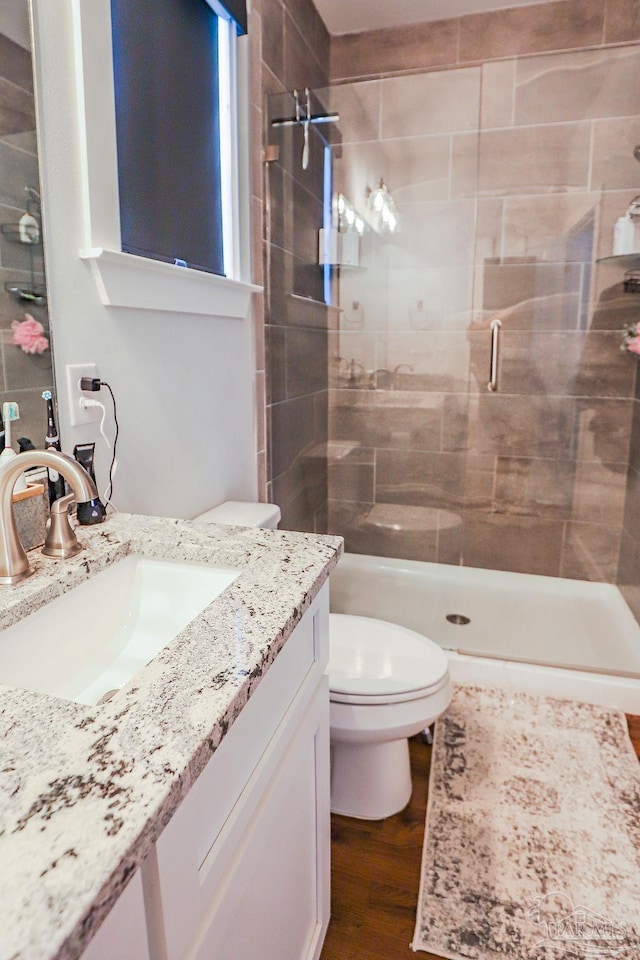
[446,613,470,625]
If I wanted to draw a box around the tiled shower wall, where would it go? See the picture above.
[249,0,332,532]
[0,32,53,447]
[326,29,640,578]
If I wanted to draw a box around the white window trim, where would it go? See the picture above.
[68,0,259,318]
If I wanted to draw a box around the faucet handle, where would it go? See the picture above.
[42,494,81,559]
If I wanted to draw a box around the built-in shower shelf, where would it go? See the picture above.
[596,253,640,268]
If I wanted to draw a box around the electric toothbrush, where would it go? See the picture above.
[0,402,28,493]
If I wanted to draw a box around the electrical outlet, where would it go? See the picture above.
[66,363,101,426]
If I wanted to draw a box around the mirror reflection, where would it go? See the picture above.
[0,0,55,452]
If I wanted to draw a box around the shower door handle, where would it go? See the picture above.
[487,318,502,392]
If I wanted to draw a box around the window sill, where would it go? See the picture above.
[80,247,261,318]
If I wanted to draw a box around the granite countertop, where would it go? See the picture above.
[0,513,343,960]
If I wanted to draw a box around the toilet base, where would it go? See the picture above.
[330,738,412,819]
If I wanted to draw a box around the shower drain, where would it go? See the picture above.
[446,613,470,625]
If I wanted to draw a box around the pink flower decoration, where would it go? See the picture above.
[627,336,640,356]
[11,314,49,355]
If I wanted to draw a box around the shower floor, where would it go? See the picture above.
[329,553,640,679]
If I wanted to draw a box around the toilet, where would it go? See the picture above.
[193,500,282,529]
[329,614,451,820]
[193,502,452,820]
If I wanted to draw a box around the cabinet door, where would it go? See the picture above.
[80,870,150,960]
[192,679,330,960]
[152,586,329,960]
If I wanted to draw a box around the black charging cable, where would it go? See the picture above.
[79,377,119,508]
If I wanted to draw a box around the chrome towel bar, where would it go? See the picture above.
[487,318,502,392]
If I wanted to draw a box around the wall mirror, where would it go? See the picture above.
[0,0,55,452]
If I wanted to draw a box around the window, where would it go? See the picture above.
[110,0,246,278]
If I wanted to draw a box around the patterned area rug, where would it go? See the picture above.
[412,685,640,959]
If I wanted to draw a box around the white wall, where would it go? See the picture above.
[30,0,258,519]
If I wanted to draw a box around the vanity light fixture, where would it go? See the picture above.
[366,179,399,234]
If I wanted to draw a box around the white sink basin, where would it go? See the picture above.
[0,556,239,705]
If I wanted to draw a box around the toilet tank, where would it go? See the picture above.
[193,501,281,530]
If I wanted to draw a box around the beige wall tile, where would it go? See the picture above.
[573,398,633,463]
[561,520,621,581]
[326,82,381,143]
[563,331,635,398]
[377,135,452,204]
[592,118,640,190]
[441,394,470,453]
[466,394,577,458]
[628,400,640,473]
[462,511,564,576]
[379,330,470,393]
[286,327,328,397]
[605,0,640,42]
[283,0,330,68]
[333,143,382,222]
[502,193,599,261]
[386,199,477,269]
[478,123,591,197]
[571,457,627,523]
[515,46,640,125]
[381,69,481,139]
[386,266,475,331]
[284,12,328,90]
[336,331,378,380]
[338,269,389,331]
[494,456,574,518]
[375,449,467,509]
[330,19,458,82]
[330,500,443,563]
[260,0,284,81]
[481,60,515,129]
[331,389,445,451]
[458,0,604,62]
[450,132,480,199]
[474,199,504,262]
[328,459,375,501]
[464,453,495,505]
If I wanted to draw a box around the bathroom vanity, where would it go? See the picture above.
[0,514,342,960]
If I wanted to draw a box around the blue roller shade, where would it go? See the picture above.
[111,0,225,275]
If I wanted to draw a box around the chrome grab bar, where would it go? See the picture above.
[487,318,502,392]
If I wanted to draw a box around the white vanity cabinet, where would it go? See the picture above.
[143,583,331,960]
[80,870,151,960]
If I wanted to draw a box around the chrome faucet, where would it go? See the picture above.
[0,450,106,584]
[392,363,413,389]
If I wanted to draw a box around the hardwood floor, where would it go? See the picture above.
[320,716,640,960]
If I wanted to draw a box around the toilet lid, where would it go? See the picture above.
[328,613,449,698]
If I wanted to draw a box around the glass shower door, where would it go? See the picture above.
[325,68,482,570]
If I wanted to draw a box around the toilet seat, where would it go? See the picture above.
[328,613,449,704]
